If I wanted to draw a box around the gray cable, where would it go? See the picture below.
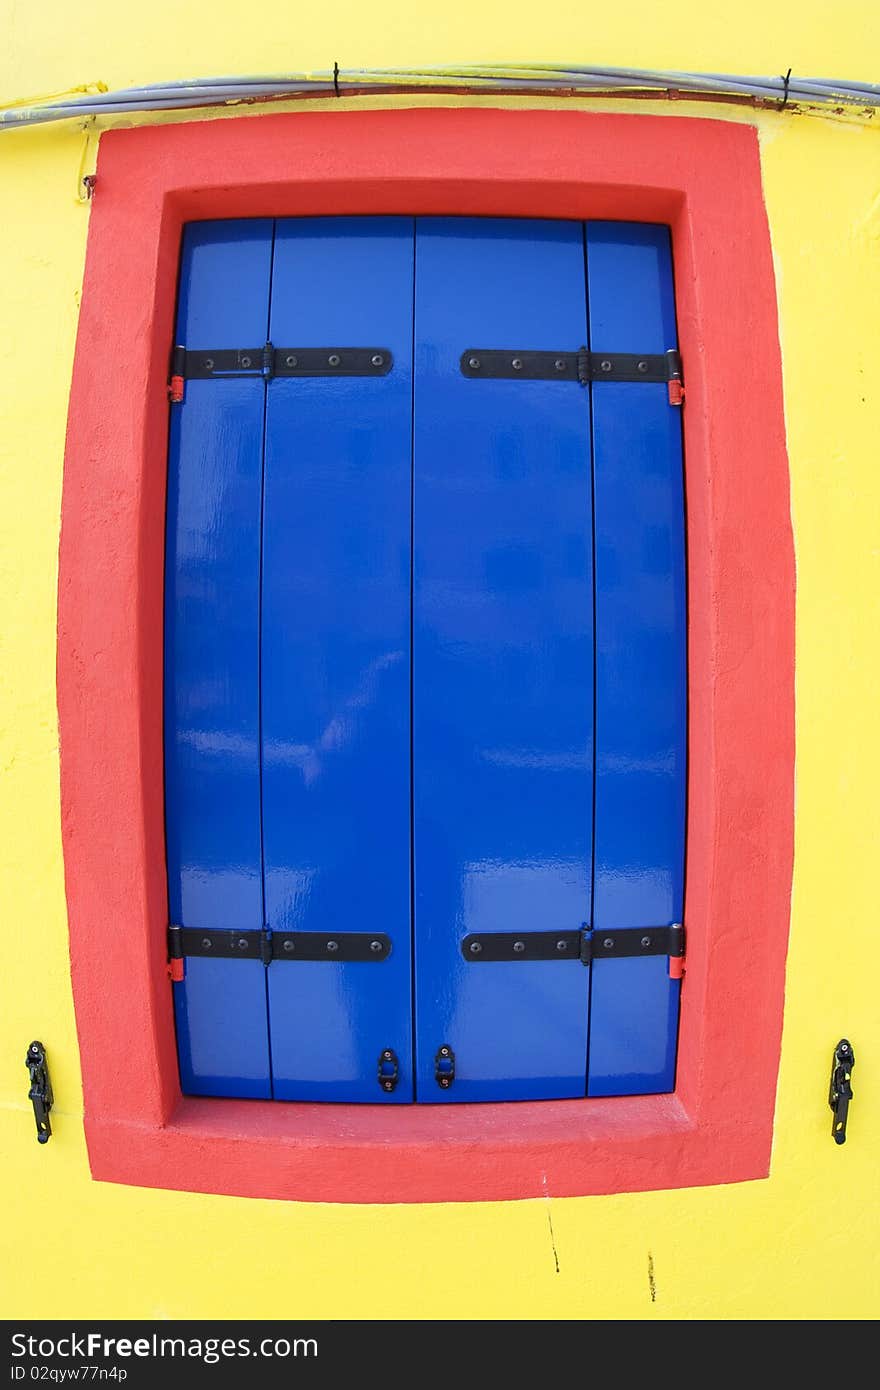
[3,64,878,131]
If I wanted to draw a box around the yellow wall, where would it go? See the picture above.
[1,2,878,1321]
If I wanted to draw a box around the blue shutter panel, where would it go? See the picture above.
[165,220,274,1097]
[411,218,594,1101]
[585,222,687,1096]
[262,218,416,1101]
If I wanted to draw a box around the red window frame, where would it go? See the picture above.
[58,107,794,1203]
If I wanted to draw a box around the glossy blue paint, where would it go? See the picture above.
[412,218,593,1102]
[262,218,415,1101]
[165,220,273,1097]
[585,222,686,1096]
[165,215,687,1105]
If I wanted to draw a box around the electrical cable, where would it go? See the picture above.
[2,64,878,131]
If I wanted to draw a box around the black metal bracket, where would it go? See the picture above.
[168,925,392,964]
[435,1044,455,1088]
[171,343,393,383]
[378,1048,400,1093]
[829,1038,855,1145]
[25,1041,53,1144]
[461,925,684,965]
[460,347,683,386]
[586,925,684,964]
[462,929,583,962]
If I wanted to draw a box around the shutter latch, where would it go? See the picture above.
[25,1040,53,1144]
[378,1049,400,1093]
[829,1039,855,1144]
[435,1044,455,1089]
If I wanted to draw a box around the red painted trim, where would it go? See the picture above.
[58,108,794,1203]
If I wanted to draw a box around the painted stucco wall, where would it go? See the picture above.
[1,1,877,1320]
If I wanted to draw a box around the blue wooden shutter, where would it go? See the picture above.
[165,215,685,1105]
[585,222,686,1096]
[262,217,415,1101]
[165,220,273,1097]
[411,218,594,1101]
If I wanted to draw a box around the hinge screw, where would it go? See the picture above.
[511,358,523,370]
[286,355,298,367]
[326,939,339,952]
[238,938,248,949]
[240,356,252,369]
[600,360,612,373]
[201,937,212,949]
[513,940,525,953]
[555,359,566,371]
[468,357,481,369]
[637,360,649,373]
[283,940,294,952]
[641,935,652,948]
[370,940,383,953]
[371,354,384,367]
[603,938,614,949]
[469,941,482,954]
[204,358,214,371]
[556,939,568,952]
[328,354,341,367]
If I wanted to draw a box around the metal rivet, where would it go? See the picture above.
[238,937,248,949]
[555,359,566,371]
[283,940,294,952]
[603,937,614,949]
[469,941,482,954]
[285,355,298,368]
[468,357,481,370]
[204,358,214,371]
[383,1050,393,1060]
[513,940,526,953]
[326,939,339,952]
[556,940,568,952]
[383,1081,393,1091]
[201,937,212,949]
[371,354,384,367]
[600,360,612,373]
[240,356,251,369]
[638,360,649,373]
[328,354,341,367]
[440,1078,450,1087]
[440,1047,450,1057]
[370,940,383,953]
[641,935,652,948]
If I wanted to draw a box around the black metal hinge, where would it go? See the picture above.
[461,924,684,967]
[168,925,391,966]
[461,347,684,403]
[25,1040,53,1144]
[168,343,392,400]
[829,1038,855,1145]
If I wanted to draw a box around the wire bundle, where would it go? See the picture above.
[2,64,878,130]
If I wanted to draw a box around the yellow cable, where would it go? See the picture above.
[1,80,108,113]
